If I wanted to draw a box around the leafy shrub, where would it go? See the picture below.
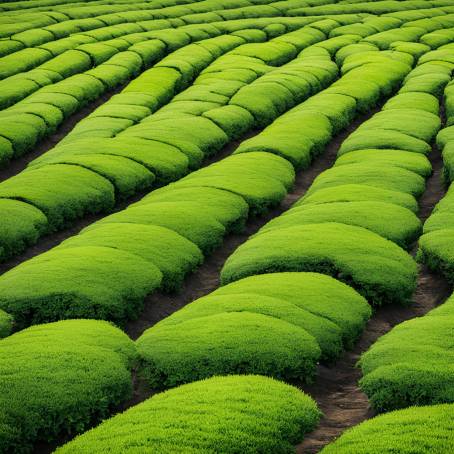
[7,102,64,135]
[39,73,105,104]
[221,222,417,306]
[32,137,189,186]
[364,26,426,49]
[0,246,162,328]
[139,186,249,233]
[0,47,51,79]
[383,91,439,115]
[56,375,320,454]
[335,149,432,177]
[235,111,332,169]
[142,270,369,374]
[59,223,203,293]
[357,109,440,142]
[19,91,79,117]
[212,272,371,347]
[0,199,48,262]
[321,404,454,453]
[122,115,229,156]
[86,201,226,255]
[299,184,419,213]
[305,164,426,199]
[0,164,115,230]
[203,104,255,139]
[339,131,432,155]
[260,201,421,248]
[39,49,92,78]
[138,310,321,388]
[41,154,155,200]
[0,319,136,452]
[418,229,454,282]
[0,310,12,338]
[230,41,297,65]
[167,152,292,215]
[359,313,454,411]
[399,73,451,97]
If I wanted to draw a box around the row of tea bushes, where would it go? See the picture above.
[136,272,370,388]
[0,51,396,331]
[0,27,338,262]
[319,58,454,453]
[356,72,454,414]
[321,404,454,453]
[222,53,440,307]
[0,316,321,452]
[0,15,319,162]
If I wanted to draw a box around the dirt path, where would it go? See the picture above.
[297,115,451,453]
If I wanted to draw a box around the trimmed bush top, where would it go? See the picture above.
[56,375,321,454]
[321,404,454,454]
[0,319,136,452]
[221,222,417,306]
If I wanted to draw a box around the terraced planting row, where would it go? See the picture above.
[2,0,454,453]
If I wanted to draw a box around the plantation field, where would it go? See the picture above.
[1,0,454,452]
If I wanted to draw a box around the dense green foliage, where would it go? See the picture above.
[0,320,136,452]
[56,375,321,454]
[321,404,454,453]
[136,272,369,388]
[2,3,454,453]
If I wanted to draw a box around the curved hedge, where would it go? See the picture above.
[259,201,421,248]
[136,272,370,388]
[321,404,454,454]
[299,184,419,213]
[359,313,454,412]
[138,310,321,388]
[56,375,321,454]
[221,223,417,306]
[0,319,136,452]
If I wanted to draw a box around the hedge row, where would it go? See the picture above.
[1,19,293,162]
[321,404,454,453]
[0,23,228,160]
[0,319,137,452]
[123,51,425,391]
[56,375,320,453]
[0,27,336,263]
[55,24,333,145]
[222,51,424,306]
[359,294,454,412]
[0,151,295,329]
[136,272,369,388]
[418,73,454,282]
[289,1,454,19]
[0,47,390,331]
[0,0,273,38]
[234,47,411,169]
[357,74,454,414]
[0,8,341,162]
[0,0,285,58]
